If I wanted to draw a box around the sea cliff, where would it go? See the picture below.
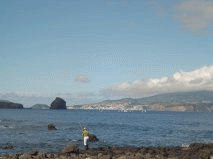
[0,101,23,109]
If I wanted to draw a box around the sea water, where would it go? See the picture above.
[0,109,213,154]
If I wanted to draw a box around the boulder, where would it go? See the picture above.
[50,97,66,109]
[89,134,99,142]
[48,123,57,130]
[62,144,78,153]
[0,101,23,109]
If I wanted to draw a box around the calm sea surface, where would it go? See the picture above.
[0,109,213,154]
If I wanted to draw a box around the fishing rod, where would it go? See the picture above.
[79,122,83,130]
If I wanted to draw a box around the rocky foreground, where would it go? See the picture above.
[1,143,213,159]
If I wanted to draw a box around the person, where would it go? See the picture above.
[82,127,89,150]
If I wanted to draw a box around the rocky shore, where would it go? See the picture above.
[1,143,213,159]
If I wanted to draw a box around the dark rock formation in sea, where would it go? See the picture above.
[0,101,23,109]
[88,134,99,142]
[48,123,57,130]
[50,97,66,109]
[31,104,50,109]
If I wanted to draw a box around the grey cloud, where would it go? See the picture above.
[175,0,213,32]
[75,75,90,83]
[189,78,204,84]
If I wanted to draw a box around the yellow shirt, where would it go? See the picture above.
[82,130,89,137]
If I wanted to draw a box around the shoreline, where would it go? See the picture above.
[1,143,213,159]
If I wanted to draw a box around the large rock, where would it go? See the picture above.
[0,101,23,109]
[50,97,66,109]
[48,123,57,130]
[89,134,99,142]
[62,144,78,153]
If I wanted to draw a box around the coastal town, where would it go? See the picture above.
[67,103,147,111]
[67,101,213,112]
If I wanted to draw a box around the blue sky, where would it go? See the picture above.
[1,0,213,107]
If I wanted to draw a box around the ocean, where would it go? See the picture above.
[0,109,213,155]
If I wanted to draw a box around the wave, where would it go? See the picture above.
[181,143,189,147]
[0,125,15,129]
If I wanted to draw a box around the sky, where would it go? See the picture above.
[1,0,213,107]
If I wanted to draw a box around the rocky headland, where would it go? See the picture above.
[0,101,23,109]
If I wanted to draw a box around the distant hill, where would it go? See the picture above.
[99,91,213,105]
[31,104,49,109]
[81,91,213,112]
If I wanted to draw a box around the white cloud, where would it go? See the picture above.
[75,75,90,83]
[101,65,213,98]
[175,0,213,31]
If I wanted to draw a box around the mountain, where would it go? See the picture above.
[99,90,213,105]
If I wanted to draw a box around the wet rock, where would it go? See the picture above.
[47,153,55,158]
[69,153,77,159]
[126,154,135,159]
[98,153,103,158]
[50,97,66,109]
[0,145,14,149]
[89,156,98,159]
[145,153,153,159]
[100,155,111,159]
[78,154,86,158]
[58,156,67,159]
[125,151,132,157]
[134,153,144,159]
[62,144,78,153]
[48,123,57,130]
[117,156,127,159]
[29,151,39,156]
[89,134,99,142]
[19,153,32,159]
[9,155,18,159]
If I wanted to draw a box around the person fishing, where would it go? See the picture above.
[82,127,89,150]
